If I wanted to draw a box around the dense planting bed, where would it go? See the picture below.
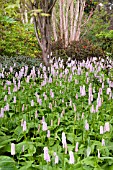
[0,56,113,170]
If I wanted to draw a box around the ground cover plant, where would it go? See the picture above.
[0,56,113,170]
[0,16,41,57]
[96,30,113,56]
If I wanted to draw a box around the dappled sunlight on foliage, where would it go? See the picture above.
[0,16,41,57]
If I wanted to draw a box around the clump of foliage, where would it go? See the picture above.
[0,15,41,57]
[82,7,110,44]
[0,55,42,79]
[96,30,113,56]
[52,39,105,66]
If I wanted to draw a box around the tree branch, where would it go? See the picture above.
[48,0,57,13]
[34,16,43,49]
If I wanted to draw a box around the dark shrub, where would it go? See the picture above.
[51,39,105,66]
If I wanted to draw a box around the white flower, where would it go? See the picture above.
[75,142,79,152]
[62,132,67,148]
[100,126,104,134]
[42,121,48,131]
[85,120,89,131]
[44,147,50,162]
[11,143,15,155]
[69,151,74,164]
[104,122,110,132]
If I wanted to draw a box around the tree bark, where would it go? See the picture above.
[75,0,85,41]
[52,7,58,41]
[31,0,57,67]
[59,0,64,41]
[52,0,86,46]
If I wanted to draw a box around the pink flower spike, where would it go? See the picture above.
[55,155,59,164]
[58,117,60,125]
[100,126,104,134]
[104,122,110,132]
[0,108,4,118]
[98,149,100,158]
[69,151,74,164]
[13,96,16,103]
[47,130,50,138]
[96,105,98,112]
[54,152,59,164]
[90,105,95,113]
[106,88,111,95]
[8,87,11,94]
[4,95,7,101]
[22,104,24,111]
[62,132,67,148]
[35,111,38,118]
[73,104,76,112]
[75,142,79,152]
[31,100,34,107]
[23,121,27,131]
[42,121,48,131]
[76,94,78,99]
[5,103,9,111]
[51,119,53,126]
[11,143,15,155]
[82,112,84,119]
[102,139,105,146]
[50,89,54,98]
[44,147,50,162]
[85,120,89,131]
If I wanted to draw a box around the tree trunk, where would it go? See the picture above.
[52,7,58,41]
[75,0,85,41]
[52,0,86,46]
[64,0,69,47]
[41,16,51,66]
[72,0,79,41]
[70,0,74,43]
[59,0,64,41]
[32,0,57,67]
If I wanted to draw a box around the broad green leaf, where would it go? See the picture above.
[0,156,18,170]
[19,161,34,170]
[73,162,83,169]
[67,133,74,143]
[82,157,96,167]
[86,146,91,157]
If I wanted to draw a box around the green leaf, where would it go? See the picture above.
[0,156,18,170]
[67,133,74,143]
[86,146,91,157]
[19,161,34,170]
[108,165,113,170]
[30,9,42,13]
[0,136,15,148]
[73,162,84,169]
[41,13,50,17]
[82,157,96,167]
[100,157,113,160]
